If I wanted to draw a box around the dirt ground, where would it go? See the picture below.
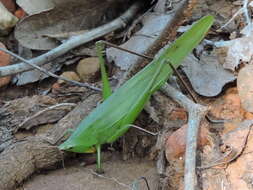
[17,154,157,190]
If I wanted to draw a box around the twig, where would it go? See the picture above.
[161,83,208,190]
[220,8,243,30]
[123,5,155,42]
[0,2,142,77]
[137,177,151,190]
[127,124,158,136]
[243,0,252,36]
[0,48,101,91]
[19,103,77,129]
[90,169,131,189]
[220,0,252,35]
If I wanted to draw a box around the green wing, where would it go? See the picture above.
[59,15,214,152]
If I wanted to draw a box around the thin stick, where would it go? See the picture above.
[138,177,151,190]
[100,40,153,60]
[128,124,158,136]
[220,8,243,30]
[0,48,101,91]
[167,61,225,124]
[19,103,77,129]
[243,0,252,36]
[0,2,142,77]
[167,61,198,102]
[90,169,131,189]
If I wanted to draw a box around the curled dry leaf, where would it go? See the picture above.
[0,42,11,87]
[223,34,253,71]
[14,0,127,50]
[200,120,253,190]
[237,64,253,112]
[165,122,210,161]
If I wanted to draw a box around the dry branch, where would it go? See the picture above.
[0,2,142,77]
[0,48,101,91]
[161,83,208,190]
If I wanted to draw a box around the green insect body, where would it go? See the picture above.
[59,15,214,172]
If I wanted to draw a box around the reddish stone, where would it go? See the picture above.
[165,122,210,161]
[0,42,11,87]
[14,8,26,19]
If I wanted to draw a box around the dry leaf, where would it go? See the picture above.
[16,0,54,15]
[181,52,235,97]
[222,120,253,190]
[224,35,253,71]
[14,0,127,50]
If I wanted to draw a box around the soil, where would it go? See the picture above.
[17,154,158,190]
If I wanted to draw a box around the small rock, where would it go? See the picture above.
[0,2,18,35]
[165,122,210,161]
[57,71,81,84]
[0,42,11,87]
[76,57,100,82]
[14,8,26,19]
[51,82,61,93]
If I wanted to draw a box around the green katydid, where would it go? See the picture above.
[59,15,214,173]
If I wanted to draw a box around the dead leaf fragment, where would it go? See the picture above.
[237,64,253,112]
[222,120,253,190]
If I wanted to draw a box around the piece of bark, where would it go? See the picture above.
[0,93,100,190]
[1,95,74,132]
[45,93,101,144]
[0,138,62,190]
